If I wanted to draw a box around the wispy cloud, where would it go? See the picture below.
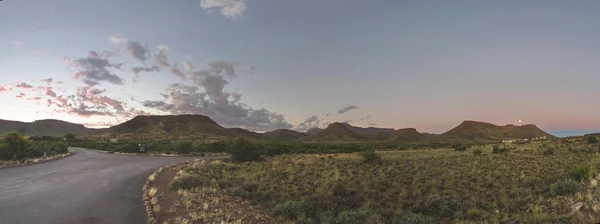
[11,40,22,46]
[169,64,186,80]
[68,51,124,86]
[200,0,247,20]
[16,82,33,89]
[337,105,359,114]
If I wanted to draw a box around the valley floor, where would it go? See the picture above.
[151,138,600,223]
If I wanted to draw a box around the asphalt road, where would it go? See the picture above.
[0,148,226,224]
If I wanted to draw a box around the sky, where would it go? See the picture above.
[1,0,600,135]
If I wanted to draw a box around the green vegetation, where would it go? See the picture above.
[359,149,381,164]
[454,143,468,151]
[228,138,261,162]
[157,138,600,223]
[0,131,69,161]
[588,136,598,144]
[0,131,71,167]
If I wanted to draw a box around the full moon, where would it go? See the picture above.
[518,120,522,123]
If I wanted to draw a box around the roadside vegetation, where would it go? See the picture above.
[151,137,600,223]
[0,131,72,167]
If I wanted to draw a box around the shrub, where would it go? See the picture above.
[569,165,592,182]
[228,138,261,162]
[168,174,211,190]
[467,208,484,219]
[542,148,554,155]
[120,143,139,153]
[492,144,508,154]
[508,188,534,212]
[2,131,32,160]
[472,148,483,155]
[588,136,598,144]
[550,179,581,196]
[360,150,382,164]
[209,140,228,152]
[523,211,588,224]
[414,194,462,218]
[454,143,468,151]
[175,141,193,155]
[273,200,312,220]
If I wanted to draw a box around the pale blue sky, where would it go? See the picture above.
[1,0,600,135]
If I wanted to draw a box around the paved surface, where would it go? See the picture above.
[0,148,226,224]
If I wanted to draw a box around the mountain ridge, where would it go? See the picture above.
[0,116,557,143]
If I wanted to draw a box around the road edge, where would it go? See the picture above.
[0,148,75,170]
[142,159,200,224]
[76,147,228,158]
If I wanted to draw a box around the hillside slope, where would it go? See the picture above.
[303,122,367,141]
[388,128,425,141]
[0,119,96,137]
[441,120,554,142]
[227,128,262,139]
[262,129,307,141]
[341,123,395,135]
[107,115,237,139]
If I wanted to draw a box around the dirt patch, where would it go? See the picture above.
[153,168,187,222]
[149,162,277,224]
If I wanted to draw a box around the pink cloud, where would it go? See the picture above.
[16,83,33,89]
[16,93,25,98]
[11,40,22,46]
[89,51,100,58]
[46,87,57,97]
[156,59,170,67]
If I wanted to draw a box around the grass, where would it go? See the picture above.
[0,148,74,167]
[158,137,600,223]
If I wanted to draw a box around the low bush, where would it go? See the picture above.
[542,148,554,155]
[472,148,483,155]
[175,141,193,155]
[454,143,468,151]
[467,208,484,219]
[588,136,598,144]
[414,194,462,219]
[550,179,581,196]
[360,150,382,164]
[569,165,592,182]
[168,174,211,190]
[492,144,508,154]
[228,138,261,162]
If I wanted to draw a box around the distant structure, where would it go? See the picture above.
[502,136,547,143]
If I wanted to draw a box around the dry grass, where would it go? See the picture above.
[156,137,600,223]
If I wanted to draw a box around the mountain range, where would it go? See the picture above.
[0,115,555,143]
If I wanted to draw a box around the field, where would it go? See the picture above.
[147,137,600,224]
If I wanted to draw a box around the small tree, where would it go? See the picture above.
[3,131,32,160]
[228,138,261,162]
[64,133,76,142]
[588,136,598,144]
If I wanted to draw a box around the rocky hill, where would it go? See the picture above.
[388,128,425,141]
[441,120,554,142]
[303,122,366,141]
[0,119,96,137]
[341,123,395,135]
[227,128,262,139]
[262,129,307,141]
[107,115,237,139]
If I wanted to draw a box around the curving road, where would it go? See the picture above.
[0,148,226,224]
